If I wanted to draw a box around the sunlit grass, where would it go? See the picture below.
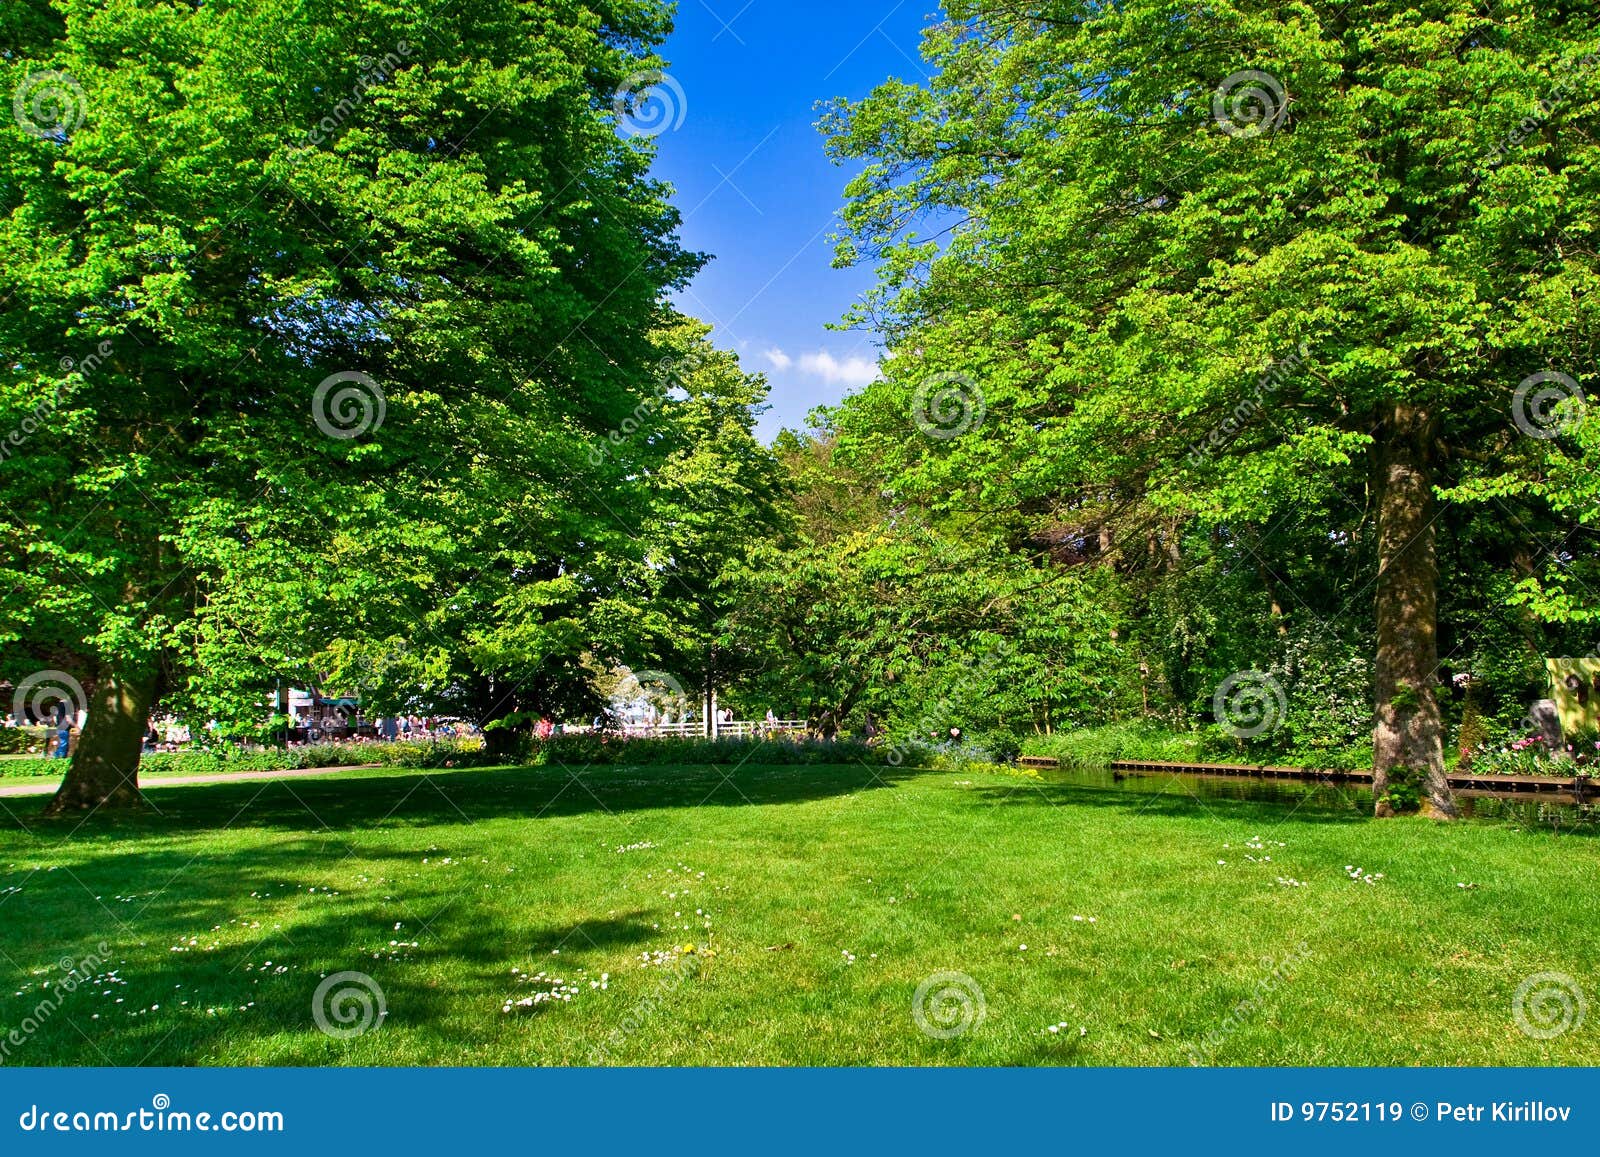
[0,760,1595,1066]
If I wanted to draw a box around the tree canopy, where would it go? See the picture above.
[0,0,766,808]
[7,0,1598,821]
[777,0,1600,813]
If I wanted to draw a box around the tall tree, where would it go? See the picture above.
[824,0,1600,815]
[0,0,696,809]
[623,319,786,726]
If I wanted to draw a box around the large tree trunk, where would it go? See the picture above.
[1371,404,1457,819]
[477,674,523,761]
[43,667,155,814]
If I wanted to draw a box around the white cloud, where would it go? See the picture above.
[762,347,793,371]
[796,350,880,388]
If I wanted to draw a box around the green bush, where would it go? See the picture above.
[0,738,493,780]
[1455,691,1491,767]
[1021,722,1369,769]
[1376,764,1423,813]
[1,734,897,781]
[531,734,894,768]
[1021,723,1210,767]
[1,757,55,778]
[0,727,51,756]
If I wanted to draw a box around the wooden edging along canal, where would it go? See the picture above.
[1016,754,1593,797]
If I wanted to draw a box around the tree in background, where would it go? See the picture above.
[624,320,787,727]
[738,427,1129,748]
[0,0,698,809]
[822,0,1600,815]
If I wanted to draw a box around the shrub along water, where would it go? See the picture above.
[1020,723,1373,771]
[528,735,890,768]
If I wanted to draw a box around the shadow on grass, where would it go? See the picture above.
[962,774,1373,828]
[5,758,1579,849]
[0,893,665,1065]
[0,760,938,840]
[967,769,1598,837]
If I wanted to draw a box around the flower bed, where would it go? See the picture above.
[0,737,490,780]
[1465,729,1598,778]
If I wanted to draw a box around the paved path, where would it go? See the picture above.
[0,764,383,798]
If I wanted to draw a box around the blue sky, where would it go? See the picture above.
[644,2,938,439]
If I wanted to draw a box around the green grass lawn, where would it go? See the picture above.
[0,759,1595,1066]
[0,775,66,791]
[0,764,376,792]
[0,759,383,787]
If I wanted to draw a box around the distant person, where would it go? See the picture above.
[52,706,72,759]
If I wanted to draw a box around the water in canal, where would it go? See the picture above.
[1032,763,1599,834]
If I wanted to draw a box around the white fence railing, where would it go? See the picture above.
[567,720,809,740]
